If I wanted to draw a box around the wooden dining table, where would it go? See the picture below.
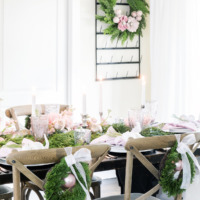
[1,148,200,187]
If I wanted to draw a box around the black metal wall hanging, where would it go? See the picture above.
[95,0,141,81]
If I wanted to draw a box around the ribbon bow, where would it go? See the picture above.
[175,134,200,189]
[64,147,92,200]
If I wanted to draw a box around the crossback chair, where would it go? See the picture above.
[5,104,69,131]
[7,144,110,200]
[97,133,200,200]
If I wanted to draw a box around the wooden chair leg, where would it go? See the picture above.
[124,151,133,200]
[21,182,44,200]
[92,184,101,198]
[13,166,21,200]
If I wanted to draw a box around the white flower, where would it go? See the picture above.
[127,16,139,33]
[113,17,120,23]
[114,9,122,17]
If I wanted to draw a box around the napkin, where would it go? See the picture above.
[90,124,143,146]
[22,134,49,150]
[0,135,49,158]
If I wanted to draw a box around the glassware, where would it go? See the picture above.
[74,128,91,145]
[31,115,48,142]
[45,104,60,114]
[128,109,143,129]
[145,100,158,123]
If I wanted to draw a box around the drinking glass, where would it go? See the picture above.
[74,128,91,145]
[145,101,158,123]
[31,115,49,142]
[128,109,143,129]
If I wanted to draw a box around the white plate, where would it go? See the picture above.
[169,128,194,133]
[0,158,54,167]
[110,146,151,153]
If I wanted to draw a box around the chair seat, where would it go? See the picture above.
[96,193,160,200]
[0,185,13,198]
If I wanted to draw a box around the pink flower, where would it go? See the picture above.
[124,118,130,127]
[137,10,143,17]
[136,16,142,21]
[142,115,152,127]
[48,113,60,124]
[48,127,55,134]
[64,117,73,129]
[54,118,65,131]
[131,11,137,17]
[118,16,128,32]
[87,118,102,133]
[127,17,139,32]
[0,137,5,142]
[113,17,120,23]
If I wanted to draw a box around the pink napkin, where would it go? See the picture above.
[162,122,197,131]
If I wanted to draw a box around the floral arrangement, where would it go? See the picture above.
[96,0,149,44]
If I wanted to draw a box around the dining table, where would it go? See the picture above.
[1,148,200,193]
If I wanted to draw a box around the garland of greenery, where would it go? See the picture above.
[140,127,174,137]
[159,142,195,197]
[96,0,149,44]
[44,158,91,200]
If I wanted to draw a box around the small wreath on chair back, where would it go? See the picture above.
[159,141,195,197]
[44,157,91,200]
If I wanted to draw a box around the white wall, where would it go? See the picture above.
[71,0,151,119]
[0,0,69,109]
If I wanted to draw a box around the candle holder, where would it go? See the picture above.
[99,112,103,121]
[141,105,145,109]
[81,114,88,128]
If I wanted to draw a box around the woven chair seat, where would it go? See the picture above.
[96,193,160,200]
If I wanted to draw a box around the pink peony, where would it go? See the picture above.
[142,115,152,127]
[137,10,143,17]
[118,16,128,32]
[54,118,65,131]
[0,137,4,142]
[48,113,60,124]
[136,16,142,21]
[131,11,137,17]
[127,17,139,32]
[113,17,120,23]
[114,9,122,17]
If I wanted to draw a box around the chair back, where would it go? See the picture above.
[7,144,110,200]
[5,104,69,131]
[124,133,200,200]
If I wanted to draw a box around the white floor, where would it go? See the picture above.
[6,169,200,199]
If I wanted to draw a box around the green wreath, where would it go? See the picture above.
[44,158,91,200]
[96,0,149,44]
[159,142,195,197]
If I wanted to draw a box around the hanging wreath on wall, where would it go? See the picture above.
[96,0,149,44]
[159,134,200,198]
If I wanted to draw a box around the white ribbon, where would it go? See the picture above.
[64,147,91,200]
[175,134,200,189]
